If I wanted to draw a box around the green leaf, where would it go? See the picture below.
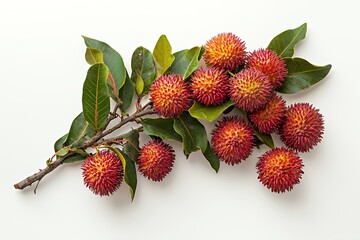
[83,36,127,93]
[123,129,140,163]
[153,35,175,78]
[173,112,208,158]
[119,71,134,112]
[85,48,104,65]
[170,47,201,79]
[63,154,87,164]
[142,118,182,142]
[254,130,274,149]
[188,101,235,122]
[63,112,90,147]
[135,74,144,95]
[117,149,137,201]
[277,58,332,94]
[201,141,220,173]
[131,46,156,94]
[268,23,307,58]
[82,63,110,131]
[54,134,69,157]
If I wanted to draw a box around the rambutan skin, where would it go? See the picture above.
[150,74,192,118]
[247,48,287,89]
[211,116,254,165]
[81,150,124,196]
[280,103,324,152]
[190,67,229,106]
[204,33,247,70]
[229,68,273,112]
[138,140,175,182]
[249,94,287,134]
[257,147,304,193]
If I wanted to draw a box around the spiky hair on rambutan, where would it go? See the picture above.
[229,68,273,112]
[81,150,124,196]
[150,74,192,118]
[249,94,287,134]
[190,67,229,106]
[138,140,175,182]
[211,116,254,165]
[256,147,304,193]
[280,103,324,152]
[247,48,287,89]
[204,33,247,70]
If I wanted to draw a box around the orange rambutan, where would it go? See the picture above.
[247,48,287,89]
[138,140,175,182]
[81,150,124,196]
[249,94,287,134]
[280,103,324,152]
[204,33,246,70]
[190,67,229,106]
[211,116,254,165]
[150,74,192,118]
[257,147,304,193]
[229,68,273,112]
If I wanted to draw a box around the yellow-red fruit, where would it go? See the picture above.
[190,67,229,106]
[204,33,246,70]
[257,147,304,193]
[150,74,192,118]
[249,94,286,134]
[211,117,254,165]
[229,68,273,112]
[82,150,123,196]
[247,48,287,89]
[280,103,324,152]
[138,140,175,182]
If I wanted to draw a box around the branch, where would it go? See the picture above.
[14,107,155,191]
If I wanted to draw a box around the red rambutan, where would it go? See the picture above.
[150,74,192,118]
[81,150,124,196]
[138,140,175,182]
[211,116,254,165]
[247,48,287,89]
[229,68,273,112]
[204,33,247,70]
[257,147,304,193]
[190,67,229,106]
[280,103,324,152]
[249,94,287,134]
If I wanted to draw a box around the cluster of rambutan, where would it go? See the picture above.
[81,32,324,196]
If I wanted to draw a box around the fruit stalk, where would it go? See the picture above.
[14,104,155,191]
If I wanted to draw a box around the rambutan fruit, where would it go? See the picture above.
[204,33,246,70]
[81,150,124,196]
[229,68,273,112]
[256,147,304,193]
[190,67,229,106]
[150,74,192,118]
[249,94,287,134]
[247,48,287,89]
[280,103,324,152]
[211,116,254,165]
[138,140,175,182]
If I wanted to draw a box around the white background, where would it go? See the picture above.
[1,0,359,239]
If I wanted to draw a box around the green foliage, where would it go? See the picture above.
[202,142,220,173]
[253,130,274,149]
[131,47,156,94]
[119,72,134,112]
[142,118,182,142]
[123,129,140,163]
[54,134,69,157]
[188,101,235,122]
[170,47,201,79]
[63,112,93,147]
[278,58,332,94]
[268,23,307,58]
[173,112,208,158]
[82,63,110,131]
[117,149,137,201]
[153,35,175,78]
[85,48,104,64]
